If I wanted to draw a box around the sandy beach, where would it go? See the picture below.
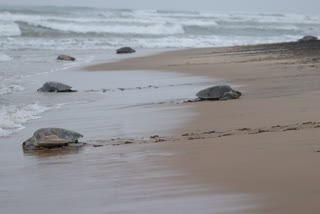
[2,5,320,214]
[87,41,320,213]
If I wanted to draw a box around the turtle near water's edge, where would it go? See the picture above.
[37,82,77,92]
[196,85,242,101]
[116,47,136,54]
[23,128,84,150]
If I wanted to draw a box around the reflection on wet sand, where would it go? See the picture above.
[22,145,84,158]
[2,144,255,214]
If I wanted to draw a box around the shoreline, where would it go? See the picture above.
[1,48,234,214]
[3,6,320,213]
[85,41,320,213]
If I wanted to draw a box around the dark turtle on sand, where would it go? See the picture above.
[196,85,242,101]
[116,47,136,54]
[23,128,84,150]
[57,54,76,61]
[298,35,318,42]
[37,82,77,92]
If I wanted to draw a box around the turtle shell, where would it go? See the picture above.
[196,85,233,100]
[30,128,83,148]
[116,47,136,54]
[37,82,74,92]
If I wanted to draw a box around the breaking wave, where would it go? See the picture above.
[17,21,185,35]
[0,6,320,49]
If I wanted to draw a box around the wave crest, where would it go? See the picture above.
[17,20,185,35]
[0,7,320,50]
[0,21,21,37]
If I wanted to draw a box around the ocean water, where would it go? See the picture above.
[1,6,320,50]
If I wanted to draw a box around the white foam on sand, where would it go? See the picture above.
[0,103,60,137]
[0,83,24,96]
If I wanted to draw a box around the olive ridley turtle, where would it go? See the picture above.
[298,35,318,42]
[57,54,76,61]
[196,85,242,101]
[37,82,77,92]
[23,128,84,150]
[116,47,136,54]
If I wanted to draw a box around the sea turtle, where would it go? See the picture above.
[22,128,84,150]
[196,85,242,101]
[57,54,76,61]
[37,82,77,92]
[298,35,318,42]
[116,47,136,54]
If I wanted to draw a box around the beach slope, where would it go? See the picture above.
[87,41,320,213]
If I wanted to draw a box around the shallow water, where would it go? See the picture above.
[0,49,170,137]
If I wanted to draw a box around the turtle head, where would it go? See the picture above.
[22,137,37,150]
[233,90,242,98]
[221,90,242,100]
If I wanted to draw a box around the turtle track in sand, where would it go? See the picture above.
[84,81,216,93]
[88,121,320,150]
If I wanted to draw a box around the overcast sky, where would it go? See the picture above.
[1,0,319,14]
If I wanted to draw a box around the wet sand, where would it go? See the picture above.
[2,129,254,214]
[2,50,244,214]
[87,41,320,213]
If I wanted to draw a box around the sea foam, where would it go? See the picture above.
[0,103,54,137]
[0,21,21,37]
[0,53,12,61]
[0,83,24,96]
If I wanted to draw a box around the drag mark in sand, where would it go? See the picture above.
[87,121,320,148]
[84,81,218,93]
